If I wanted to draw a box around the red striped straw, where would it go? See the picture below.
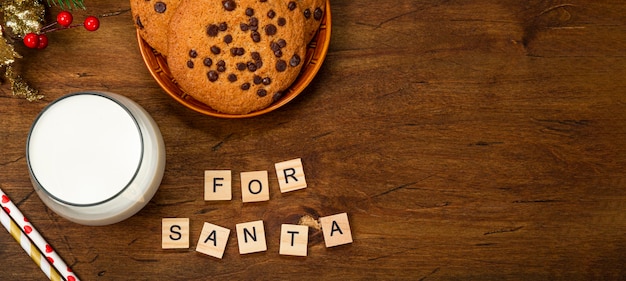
[0,206,62,280]
[0,188,79,281]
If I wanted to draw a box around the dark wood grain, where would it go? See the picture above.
[1,0,625,280]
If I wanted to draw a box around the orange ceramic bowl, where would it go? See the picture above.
[138,1,331,118]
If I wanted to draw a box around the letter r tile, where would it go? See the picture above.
[275,158,307,193]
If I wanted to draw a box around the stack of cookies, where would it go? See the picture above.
[131,0,326,114]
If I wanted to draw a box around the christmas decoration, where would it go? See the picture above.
[0,0,89,101]
[23,13,99,50]
[46,0,85,10]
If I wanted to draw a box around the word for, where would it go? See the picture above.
[162,213,353,258]
[204,158,307,202]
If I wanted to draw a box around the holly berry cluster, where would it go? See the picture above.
[23,11,100,50]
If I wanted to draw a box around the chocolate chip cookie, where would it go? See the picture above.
[291,0,325,43]
[130,0,181,55]
[167,0,307,114]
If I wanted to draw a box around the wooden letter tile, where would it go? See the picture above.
[236,220,267,254]
[274,158,307,193]
[320,213,353,248]
[240,171,270,202]
[279,224,309,257]
[196,222,231,259]
[162,218,190,249]
[204,170,232,201]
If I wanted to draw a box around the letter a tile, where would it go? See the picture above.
[320,213,353,248]
[275,158,307,193]
[196,222,230,259]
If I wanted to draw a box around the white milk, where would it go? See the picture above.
[27,92,165,225]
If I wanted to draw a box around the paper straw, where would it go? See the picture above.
[0,188,79,281]
[1,206,62,281]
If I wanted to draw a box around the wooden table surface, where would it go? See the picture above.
[1,0,625,280]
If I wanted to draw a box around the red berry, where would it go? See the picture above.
[23,33,39,48]
[37,34,48,49]
[57,11,73,28]
[83,16,100,31]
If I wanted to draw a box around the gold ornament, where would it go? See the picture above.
[2,0,45,37]
[1,0,87,101]
[0,30,21,67]
[0,0,45,101]
[5,65,43,101]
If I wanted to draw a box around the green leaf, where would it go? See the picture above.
[46,0,85,10]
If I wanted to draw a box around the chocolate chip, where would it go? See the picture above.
[217,60,226,72]
[249,24,258,31]
[253,75,262,84]
[288,1,297,11]
[211,45,221,54]
[304,8,311,19]
[270,42,283,57]
[290,54,301,67]
[222,0,236,11]
[257,89,267,97]
[247,62,257,72]
[262,77,271,85]
[251,52,261,61]
[277,39,287,48]
[276,60,287,72]
[272,92,283,102]
[203,58,213,67]
[265,24,277,36]
[136,16,144,29]
[237,62,246,70]
[246,8,254,16]
[189,49,198,58]
[224,34,233,44]
[241,83,251,90]
[230,47,245,56]
[154,2,166,13]
[314,7,323,20]
[255,60,263,69]
[207,24,219,37]
[260,0,267,2]
[187,60,194,68]
[270,42,281,52]
[207,70,219,82]
[228,73,237,82]
[277,17,286,26]
[249,17,258,27]
[267,9,276,19]
[251,31,261,42]
[219,22,228,31]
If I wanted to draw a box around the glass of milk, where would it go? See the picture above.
[26,92,166,225]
